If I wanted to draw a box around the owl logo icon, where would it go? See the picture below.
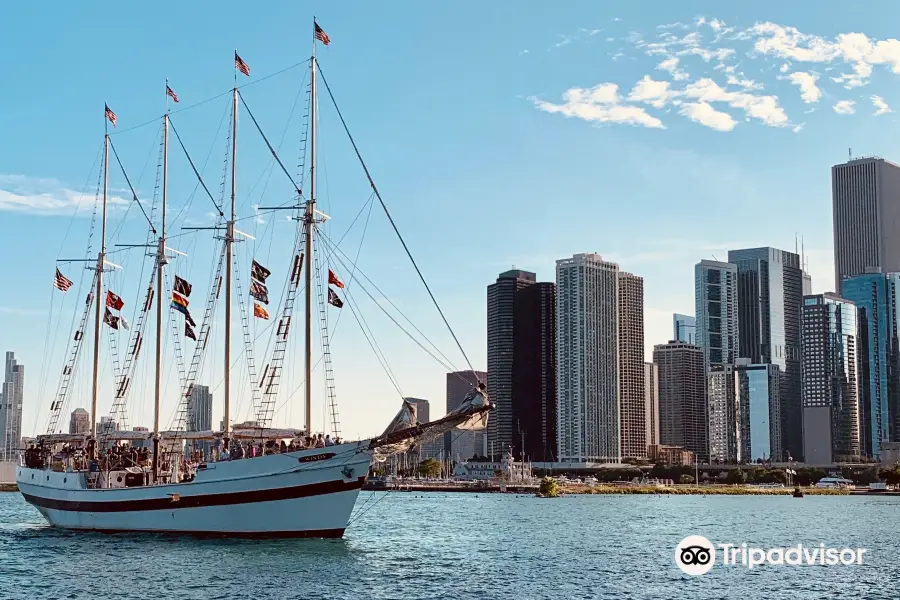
[675,535,716,575]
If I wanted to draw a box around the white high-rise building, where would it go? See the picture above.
[556,253,620,463]
[0,352,25,461]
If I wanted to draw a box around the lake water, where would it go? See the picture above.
[0,491,897,599]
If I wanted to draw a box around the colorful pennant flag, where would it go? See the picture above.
[315,22,331,45]
[105,104,117,127]
[166,85,179,103]
[251,260,271,283]
[106,290,124,311]
[253,303,270,320]
[185,321,197,341]
[328,269,345,289]
[328,288,343,308]
[235,52,251,76]
[172,292,189,309]
[103,308,120,330]
[249,280,269,304]
[53,268,73,292]
[174,275,192,297]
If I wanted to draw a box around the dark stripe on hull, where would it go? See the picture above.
[22,476,365,513]
[58,527,346,539]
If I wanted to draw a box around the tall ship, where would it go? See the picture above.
[16,21,490,537]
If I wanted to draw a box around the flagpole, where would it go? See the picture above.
[91,122,110,444]
[304,19,317,435]
[153,92,169,482]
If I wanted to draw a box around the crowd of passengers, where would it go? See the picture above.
[22,432,343,470]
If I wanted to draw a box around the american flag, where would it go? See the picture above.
[53,268,73,292]
[315,22,330,45]
[105,104,117,127]
[235,52,250,76]
[166,85,179,103]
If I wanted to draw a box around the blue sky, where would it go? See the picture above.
[3,1,900,439]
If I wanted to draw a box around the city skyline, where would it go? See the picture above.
[8,3,900,440]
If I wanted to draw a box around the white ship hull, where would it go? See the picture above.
[16,443,372,537]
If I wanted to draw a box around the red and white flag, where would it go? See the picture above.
[235,52,250,76]
[105,104,117,127]
[53,268,73,292]
[166,85,179,103]
[314,22,330,45]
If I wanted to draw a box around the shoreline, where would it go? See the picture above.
[364,483,851,495]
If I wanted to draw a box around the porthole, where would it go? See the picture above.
[64,478,67,483]
[116,477,123,483]
[46,476,49,481]
[31,474,34,479]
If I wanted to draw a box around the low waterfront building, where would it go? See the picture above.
[452,452,532,482]
[648,444,695,466]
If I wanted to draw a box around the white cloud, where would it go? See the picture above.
[872,95,891,116]
[726,73,763,90]
[831,61,873,88]
[677,47,736,62]
[779,63,790,73]
[531,83,665,129]
[628,76,676,108]
[679,102,737,131]
[0,174,128,215]
[785,71,822,103]
[657,56,690,80]
[833,100,856,115]
[682,78,789,126]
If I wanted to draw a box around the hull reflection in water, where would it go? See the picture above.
[16,443,371,537]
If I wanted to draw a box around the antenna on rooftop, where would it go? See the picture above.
[849,148,852,161]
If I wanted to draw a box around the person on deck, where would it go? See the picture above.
[324,435,334,447]
[315,434,325,448]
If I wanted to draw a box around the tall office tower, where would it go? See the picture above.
[556,254,621,463]
[99,416,119,433]
[487,270,536,459]
[695,260,739,369]
[840,271,900,459]
[188,384,213,432]
[736,362,783,462]
[618,272,646,459]
[445,371,487,456]
[801,293,862,464]
[707,364,741,463]
[802,271,813,296]
[832,157,900,290]
[404,397,431,425]
[673,314,697,344]
[512,282,557,462]
[644,362,659,448]
[0,352,24,461]
[69,408,90,434]
[654,341,707,460]
[728,247,803,461]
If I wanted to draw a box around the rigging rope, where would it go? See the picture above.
[168,117,225,216]
[315,60,480,382]
[237,92,304,197]
[107,138,157,234]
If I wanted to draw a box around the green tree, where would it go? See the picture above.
[726,468,747,485]
[538,477,560,498]
[417,458,442,479]
[679,474,695,484]
[879,463,900,486]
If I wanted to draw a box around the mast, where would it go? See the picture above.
[304,23,317,435]
[153,99,169,479]
[224,85,237,444]
[91,132,110,440]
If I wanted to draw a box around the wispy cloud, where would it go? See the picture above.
[0,306,45,317]
[0,174,128,216]
[872,95,892,116]
[833,99,856,114]
[679,102,736,131]
[531,84,664,129]
[657,57,690,81]
[785,71,822,103]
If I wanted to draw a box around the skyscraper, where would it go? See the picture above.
[556,254,620,463]
[801,293,861,464]
[840,271,900,459]
[512,281,557,462]
[189,384,213,432]
[695,260,739,369]
[708,364,740,464]
[0,352,24,461]
[673,314,697,344]
[445,371,487,456]
[618,272,646,459]
[728,247,803,461]
[736,362,782,462]
[487,270,536,458]
[644,362,659,448]
[832,157,900,290]
[69,408,90,434]
[653,341,707,460]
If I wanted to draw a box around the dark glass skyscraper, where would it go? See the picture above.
[728,247,803,461]
[840,272,900,459]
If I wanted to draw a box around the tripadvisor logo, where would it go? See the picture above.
[674,536,867,575]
